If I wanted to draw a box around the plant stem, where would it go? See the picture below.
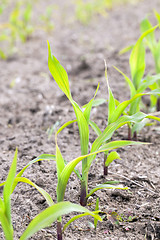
[133,131,137,141]
[156,97,160,111]
[57,221,62,240]
[128,125,137,140]
[80,179,87,206]
[128,125,132,140]
[80,157,88,206]
[104,153,108,176]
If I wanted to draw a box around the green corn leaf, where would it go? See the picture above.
[154,10,160,25]
[63,211,101,232]
[57,137,145,202]
[131,118,149,135]
[14,177,54,206]
[140,18,156,52]
[56,141,65,180]
[105,151,121,167]
[72,100,89,156]
[0,198,13,239]
[20,201,102,240]
[73,83,100,159]
[148,89,160,95]
[87,112,149,170]
[91,98,106,107]
[83,83,99,124]
[99,140,145,152]
[0,182,5,187]
[129,97,141,115]
[113,66,136,98]
[78,83,99,137]
[89,120,102,136]
[110,90,160,123]
[17,154,56,178]
[64,159,82,181]
[132,85,160,113]
[57,119,77,135]
[130,25,158,89]
[130,38,145,89]
[11,154,56,192]
[146,114,160,122]
[3,148,17,229]
[109,94,143,124]
[89,113,144,154]
[48,41,72,100]
[119,44,134,55]
[138,74,160,93]
[87,183,128,198]
[154,40,160,74]
[0,209,13,240]
[104,61,116,124]
[82,98,106,109]
[83,98,94,124]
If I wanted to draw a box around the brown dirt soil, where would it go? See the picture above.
[0,0,160,239]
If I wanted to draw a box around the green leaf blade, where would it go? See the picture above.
[48,41,72,100]
[15,177,54,207]
[20,202,101,240]
[3,149,17,228]
[87,183,128,198]
[105,151,121,167]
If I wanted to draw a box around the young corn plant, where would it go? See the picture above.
[140,11,160,110]
[0,150,102,240]
[96,62,160,175]
[116,26,160,139]
[48,41,148,206]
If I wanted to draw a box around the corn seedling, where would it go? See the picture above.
[98,61,160,174]
[116,26,160,139]
[48,41,149,207]
[140,11,160,110]
[13,137,127,238]
[0,150,103,240]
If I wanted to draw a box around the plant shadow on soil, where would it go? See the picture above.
[0,0,160,239]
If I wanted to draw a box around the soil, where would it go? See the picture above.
[0,0,160,239]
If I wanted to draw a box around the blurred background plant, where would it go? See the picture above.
[40,4,57,33]
[0,0,141,59]
[0,0,34,59]
[74,0,141,25]
[0,0,57,59]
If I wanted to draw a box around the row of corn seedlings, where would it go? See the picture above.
[1,11,160,240]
